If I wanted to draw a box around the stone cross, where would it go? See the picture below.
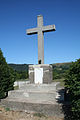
[27,15,56,64]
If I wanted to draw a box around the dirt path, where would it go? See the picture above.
[0,106,64,120]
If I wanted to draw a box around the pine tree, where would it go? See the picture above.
[0,49,15,99]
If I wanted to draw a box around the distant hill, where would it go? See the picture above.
[8,64,29,72]
[8,63,72,79]
[52,62,72,79]
[8,62,72,80]
[52,62,71,69]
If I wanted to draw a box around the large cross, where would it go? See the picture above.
[27,15,56,64]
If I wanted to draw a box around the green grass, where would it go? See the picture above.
[14,85,19,90]
[16,79,29,81]
[53,78,65,87]
[33,113,46,117]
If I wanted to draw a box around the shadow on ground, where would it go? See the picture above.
[56,88,72,120]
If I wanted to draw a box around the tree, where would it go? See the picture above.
[19,71,28,79]
[65,59,80,120]
[0,49,15,99]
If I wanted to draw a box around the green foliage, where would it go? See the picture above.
[16,71,28,80]
[5,107,10,111]
[65,59,80,120]
[0,49,15,99]
[9,64,28,72]
[52,62,71,80]
[8,64,29,80]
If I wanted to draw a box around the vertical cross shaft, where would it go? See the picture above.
[27,15,56,64]
[37,15,44,64]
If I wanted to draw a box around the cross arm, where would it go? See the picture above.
[42,25,56,32]
[27,28,38,35]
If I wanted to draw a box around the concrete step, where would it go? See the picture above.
[20,82,59,91]
[8,90,57,101]
[1,99,64,117]
[8,82,64,102]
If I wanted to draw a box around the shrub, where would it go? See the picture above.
[65,59,80,120]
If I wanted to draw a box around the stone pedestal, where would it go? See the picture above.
[29,64,53,84]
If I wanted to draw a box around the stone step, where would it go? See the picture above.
[20,82,59,91]
[8,82,64,102]
[1,99,64,117]
[8,90,57,101]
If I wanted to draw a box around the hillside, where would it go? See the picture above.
[8,62,72,80]
[52,62,72,80]
[8,64,29,72]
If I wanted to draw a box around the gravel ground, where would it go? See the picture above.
[0,106,64,120]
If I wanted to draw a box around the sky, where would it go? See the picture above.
[0,0,80,64]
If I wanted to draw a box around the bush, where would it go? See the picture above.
[65,59,80,120]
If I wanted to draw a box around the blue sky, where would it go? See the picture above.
[0,0,80,64]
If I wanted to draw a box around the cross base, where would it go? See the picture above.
[29,64,53,84]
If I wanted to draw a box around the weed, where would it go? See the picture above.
[33,112,46,118]
[5,107,10,111]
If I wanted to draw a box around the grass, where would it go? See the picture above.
[53,78,65,87]
[14,85,19,90]
[33,113,46,118]
[16,79,29,81]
